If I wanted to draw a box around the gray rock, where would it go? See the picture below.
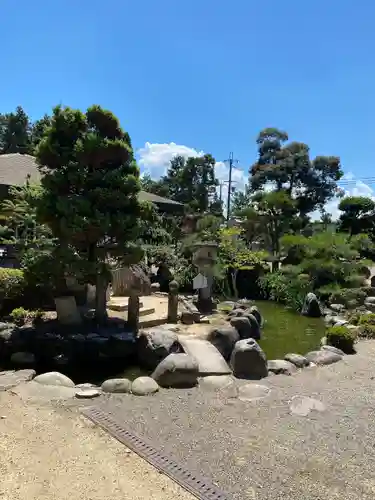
[324,315,337,326]
[364,299,375,312]
[75,389,101,399]
[330,303,345,313]
[305,350,342,365]
[241,313,261,340]
[230,339,268,380]
[230,316,259,340]
[181,311,195,325]
[34,371,75,388]
[12,380,76,402]
[101,378,132,394]
[10,351,36,365]
[248,306,263,327]
[199,375,236,391]
[228,308,245,318]
[320,336,327,346]
[365,296,375,304]
[178,337,231,375]
[76,382,99,390]
[268,359,297,375]
[137,328,181,370]
[0,369,36,391]
[321,344,345,356]
[131,376,159,395]
[284,353,309,368]
[238,383,270,402]
[333,318,348,327]
[301,292,322,318]
[207,326,240,360]
[152,353,199,388]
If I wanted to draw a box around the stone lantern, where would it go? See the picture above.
[191,241,218,313]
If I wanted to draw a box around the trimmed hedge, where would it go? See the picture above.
[326,325,357,353]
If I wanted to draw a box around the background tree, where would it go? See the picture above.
[0,106,31,154]
[36,104,142,323]
[338,196,375,238]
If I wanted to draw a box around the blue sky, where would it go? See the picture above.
[1,0,374,214]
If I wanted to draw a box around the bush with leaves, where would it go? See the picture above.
[357,313,375,338]
[0,268,26,303]
[326,325,356,353]
[258,269,312,311]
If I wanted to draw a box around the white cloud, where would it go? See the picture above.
[137,142,248,208]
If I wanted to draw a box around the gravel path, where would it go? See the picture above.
[0,391,194,500]
[98,340,375,500]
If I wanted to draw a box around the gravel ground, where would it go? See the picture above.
[97,340,375,500]
[0,391,194,500]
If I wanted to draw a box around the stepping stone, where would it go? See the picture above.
[199,375,236,390]
[289,396,326,416]
[284,353,309,368]
[268,359,297,375]
[305,350,342,365]
[238,383,270,402]
[75,389,101,399]
[101,378,132,394]
[178,337,231,376]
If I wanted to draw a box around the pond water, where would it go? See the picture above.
[254,300,326,359]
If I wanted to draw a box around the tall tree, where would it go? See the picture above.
[0,106,31,154]
[36,105,142,323]
[249,127,343,217]
[338,196,375,238]
[30,114,52,153]
[160,154,221,214]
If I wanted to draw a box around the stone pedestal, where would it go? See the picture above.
[55,296,82,325]
[192,242,218,314]
[167,280,179,323]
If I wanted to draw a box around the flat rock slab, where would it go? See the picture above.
[306,350,342,365]
[12,381,77,402]
[0,369,36,391]
[321,345,345,356]
[238,383,270,402]
[75,389,101,399]
[284,353,309,368]
[178,337,231,376]
[289,395,326,416]
[199,375,236,391]
[101,378,132,394]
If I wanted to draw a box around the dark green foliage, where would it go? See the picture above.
[338,196,375,238]
[329,288,367,309]
[258,270,312,311]
[35,104,142,322]
[0,268,25,301]
[326,325,356,353]
[357,313,375,338]
[0,106,31,154]
[249,128,343,217]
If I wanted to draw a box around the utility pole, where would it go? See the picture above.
[224,152,239,224]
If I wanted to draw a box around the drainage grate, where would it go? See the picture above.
[82,406,230,500]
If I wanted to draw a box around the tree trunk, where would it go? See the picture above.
[95,272,108,324]
[231,270,238,299]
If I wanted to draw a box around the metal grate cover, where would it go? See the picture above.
[81,406,230,500]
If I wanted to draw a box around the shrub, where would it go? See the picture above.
[326,325,357,353]
[0,268,26,301]
[329,288,367,309]
[10,307,29,326]
[258,271,312,312]
[358,313,375,338]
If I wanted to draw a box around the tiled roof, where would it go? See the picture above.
[0,153,183,207]
[0,154,41,186]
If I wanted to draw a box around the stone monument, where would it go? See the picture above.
[192,241,218,314]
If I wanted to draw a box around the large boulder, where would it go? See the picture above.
[305,350,342,365]
[34,371,75,388]
[248,306,263,327]
[152,353,199,388]
[177,337,231,376]
[302,292,322,318]
[230,339,268,379]
[137,328,181,370]
[228,308,245,318]
[207,326,240,361]
[230,315,260,340]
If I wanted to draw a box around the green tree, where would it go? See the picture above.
[30,114,52,153]
[338,196,375,238]
[35,104,142,323]
[0,106,31,154]
[249,127,343,218]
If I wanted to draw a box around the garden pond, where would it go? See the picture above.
[253,300,326,359]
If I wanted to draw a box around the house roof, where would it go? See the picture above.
[0,154,41,185]
[0,153,183,208]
